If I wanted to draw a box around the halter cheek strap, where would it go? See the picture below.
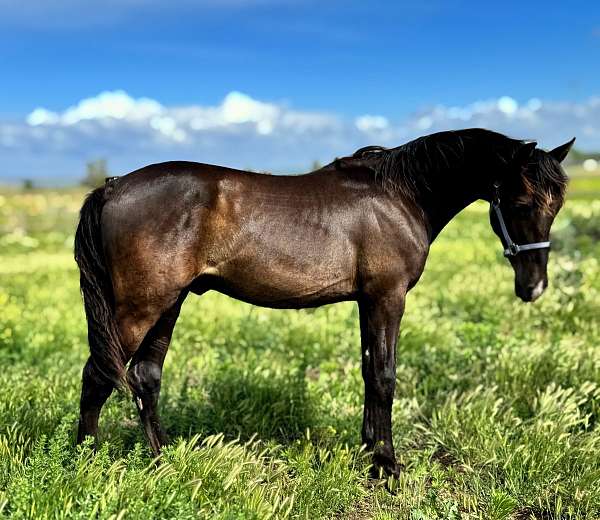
[490,182,551,258]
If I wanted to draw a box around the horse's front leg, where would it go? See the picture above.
[358,290,405,478]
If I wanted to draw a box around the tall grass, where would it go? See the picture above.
[0,187,599,518]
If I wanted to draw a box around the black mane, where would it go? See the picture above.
[338,128,525,201]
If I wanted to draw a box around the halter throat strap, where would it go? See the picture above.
[491,182,551,258]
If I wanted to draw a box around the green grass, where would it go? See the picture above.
[565,166,600,199]
[0,184,599,519]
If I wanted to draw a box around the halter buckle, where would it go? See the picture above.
[505,243,520,257]
[492,181,502,205]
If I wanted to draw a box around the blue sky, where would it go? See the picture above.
[1,0,599,182]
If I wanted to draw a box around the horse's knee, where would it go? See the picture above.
[127,361,162,397]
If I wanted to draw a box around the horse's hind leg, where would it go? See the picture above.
[77,358,115,445]
[77,306,160,447]
[126,292,187,456]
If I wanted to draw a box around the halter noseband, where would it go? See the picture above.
[490,182,551,258]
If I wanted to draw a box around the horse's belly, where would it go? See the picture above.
[199,247,357,308]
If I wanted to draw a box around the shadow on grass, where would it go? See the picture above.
[157,366,316,446]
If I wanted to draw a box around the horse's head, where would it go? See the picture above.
[489,138,574,302]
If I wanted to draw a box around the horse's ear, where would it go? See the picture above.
[512,141,537,168]
[549,138,576,163]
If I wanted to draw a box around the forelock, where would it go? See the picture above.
[523,149,569,214]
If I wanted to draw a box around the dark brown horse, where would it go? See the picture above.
[74,128,573,477]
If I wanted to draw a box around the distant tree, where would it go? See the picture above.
[82,159,108,188]
[311,160,322,171]
[22,179,34,191]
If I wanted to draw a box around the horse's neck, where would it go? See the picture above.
[417,168,486,242]
[395,132,515,242]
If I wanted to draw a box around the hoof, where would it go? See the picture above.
[369,452,401,480]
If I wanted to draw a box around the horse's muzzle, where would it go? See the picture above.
[516,279,547,302]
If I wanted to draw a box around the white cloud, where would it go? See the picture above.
[402,96,600,149]
[527,98,542,112]
[2,90,600,183]
[355,114,389,132]
[150,116,186,142]
[221,91,279,126]
[27,108,59,126]
[29,90,164,126]
[496,96,518,116]
[22,90,341,145]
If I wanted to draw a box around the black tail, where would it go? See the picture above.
[74,186,126,388]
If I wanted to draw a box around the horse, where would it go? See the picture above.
[74,128,574,477]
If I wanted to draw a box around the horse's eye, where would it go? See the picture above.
[511,205,532,216]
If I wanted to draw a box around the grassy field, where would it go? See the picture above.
[0,171,599,519]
